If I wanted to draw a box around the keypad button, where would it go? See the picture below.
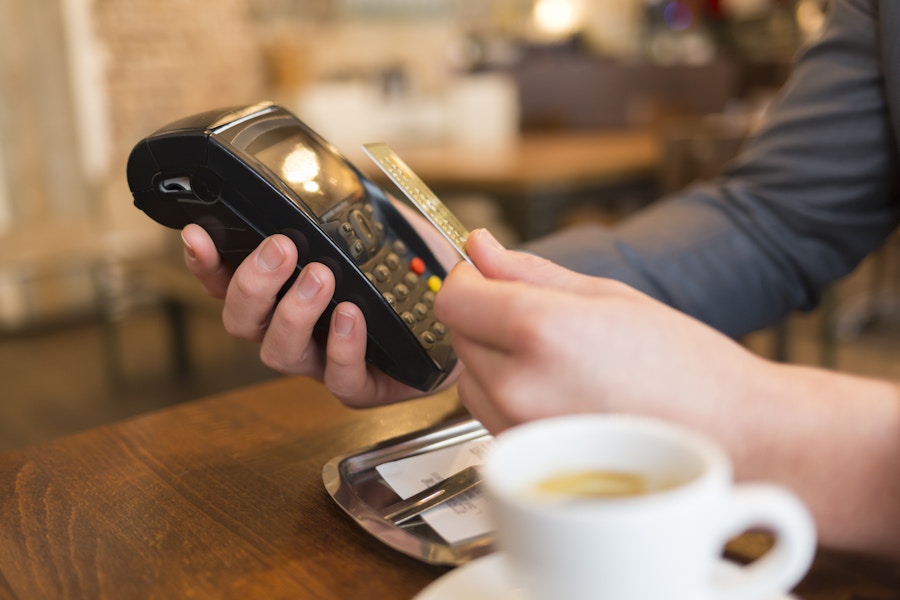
[364,272,376,285]
[374,264,390,282]
[401,312,416,327]
[393,283,409,301]
[413,302,429,320]
[410,257,425,275]
[393,240,407,255]
[382,292,396,308]
[349,209,377,250]
[350,240,365,258]
[339,222,354,238]
[427,275,442,292]
[403,272,419,288]
[385,253,401,270]
[431,322,447,339]
[421,290,436,307]
[419,331,437,349]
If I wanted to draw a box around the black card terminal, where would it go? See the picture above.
[126,102,456,391]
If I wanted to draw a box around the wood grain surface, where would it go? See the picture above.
[1,377,898,599]
[0,378,461,599]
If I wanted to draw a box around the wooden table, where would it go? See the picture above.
[1,377,898,599]
[352,129,661,240]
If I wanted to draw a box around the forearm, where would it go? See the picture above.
[726,359,900,559]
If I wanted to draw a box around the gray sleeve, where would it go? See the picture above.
[525,0,900,338]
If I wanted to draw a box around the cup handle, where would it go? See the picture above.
[709,484,817,600]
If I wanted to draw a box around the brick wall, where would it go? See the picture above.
[97,0,267,166]
[95,0,269,239]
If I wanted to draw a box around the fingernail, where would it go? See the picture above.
[334,309,354,337]
[181,231,196,260]
[476,228,504,250]
[295,266,323,299]
[257,238,286,271]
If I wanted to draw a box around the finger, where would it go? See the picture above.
[451,335,515,398]
[323,302,463,407]
[182,224,232,299]
[450,329,543,417]
[456,370,518,434]
[322,302,377,405]
[454,333,598,432]
[257,261,335,375]
[222,235,299,341]
[466,228,567,286]
[437,263,557,352]
[466,228,620,297]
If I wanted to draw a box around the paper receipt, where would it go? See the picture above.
[375,437,493,544]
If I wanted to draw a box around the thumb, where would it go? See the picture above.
[464,228,535,279]
[465,228,572,288]
[466,228,610,297]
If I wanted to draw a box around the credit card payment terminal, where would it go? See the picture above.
[126,102,456,391]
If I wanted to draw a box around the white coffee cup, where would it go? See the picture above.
[481,414,816,600]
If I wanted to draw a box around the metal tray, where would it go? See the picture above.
[322,415,494,566]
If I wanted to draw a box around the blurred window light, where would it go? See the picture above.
[795,0,827,42]
[532,0,585,39]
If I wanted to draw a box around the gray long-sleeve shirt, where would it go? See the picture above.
[526,0,900,338]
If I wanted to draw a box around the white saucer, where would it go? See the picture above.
[413,553,798,600]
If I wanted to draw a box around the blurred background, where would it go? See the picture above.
[6,0,897,453]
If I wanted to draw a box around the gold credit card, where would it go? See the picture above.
[363,142,473,266]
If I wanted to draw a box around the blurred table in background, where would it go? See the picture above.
[353,128,661,240]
